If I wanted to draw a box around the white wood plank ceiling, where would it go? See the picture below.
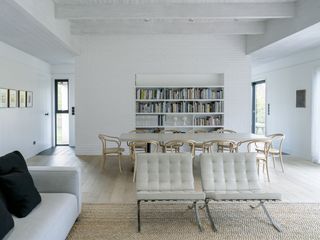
[53,0,297,35]
[0,0,77,64]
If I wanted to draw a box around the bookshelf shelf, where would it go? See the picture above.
[135,74,225,131]
[136,125,224,129]
[136,99,224,102]
[136,112,224,115]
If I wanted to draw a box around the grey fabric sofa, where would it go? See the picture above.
[3,166,81,240]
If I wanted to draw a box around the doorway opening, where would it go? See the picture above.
[55,80,69,146]
[252,80,266,135]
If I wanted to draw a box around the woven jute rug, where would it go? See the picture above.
[68,203,320,240]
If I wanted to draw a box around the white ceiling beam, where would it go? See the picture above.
[0,0,77,64]
[56,2,295,19]
[70,20,265,35]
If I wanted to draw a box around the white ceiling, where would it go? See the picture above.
[0,1,77,64]
[53,0,296,35]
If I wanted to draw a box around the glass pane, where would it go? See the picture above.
[56,113,69,145]
[57,81,69,111]
[255,83,266,135]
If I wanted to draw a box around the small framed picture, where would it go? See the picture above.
[296,89,306,108]
[19,90,26,108]
[0,88,8,108]
[9,89,18,108]
[26,91,33,108]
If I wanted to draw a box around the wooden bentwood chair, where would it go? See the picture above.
[216,129,237,152]
[98,134,125,172]
[256,133,285,173]
[129,140,160,182]
[239,139,272,182]
[127,130,148,161]
[202,139,238,153]
[163,140,196,159]
[187,129,210,153]
[159,129,183,152]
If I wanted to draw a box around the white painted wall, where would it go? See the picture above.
[252,46,320,160]
[0,41,52,159]
[51,64,76,147]
[74,35,251,155]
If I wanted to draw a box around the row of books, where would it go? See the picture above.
[136,103,164,113]
[136,88,223,100]
[136,102,224,113]
[136,89,165,100]
[193,116,223,126]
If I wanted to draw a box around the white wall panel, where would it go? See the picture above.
[0,41,52,159]
[74,35,251,155]
[252,46,320,160]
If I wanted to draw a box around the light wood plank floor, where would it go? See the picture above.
[28,147,320,203]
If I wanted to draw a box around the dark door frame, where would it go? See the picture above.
[252,80,266,134]
[55,79,69,146]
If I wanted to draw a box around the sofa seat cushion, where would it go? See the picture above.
[0,200,14,239]
[4,193,78,240]
[137,191,205,200]
[205,190,281,201]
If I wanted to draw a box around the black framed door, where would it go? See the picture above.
[252,80,266,135]
[55,80,69,146]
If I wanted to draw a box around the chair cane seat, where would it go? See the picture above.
[256,153,267,161]
[269,148,280,154]
[104,147,125,154]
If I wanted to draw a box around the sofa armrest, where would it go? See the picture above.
[28,166,81,214]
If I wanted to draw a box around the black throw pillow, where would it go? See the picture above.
[0,151,28,174]
[0,199,14,239]
[0,151,41,218]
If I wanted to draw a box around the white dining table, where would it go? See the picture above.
[119,132,268,144]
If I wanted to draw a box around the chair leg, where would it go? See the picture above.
[193,201,203,232]
[101,154,106,169]
[272,154,276,168]
[205,199,217,232]
[260,201,282,232]
[133,157,137,182]
[265,158,270,182]
[137,200,141,232]
[118,154,122,173]
[279,153,285,173]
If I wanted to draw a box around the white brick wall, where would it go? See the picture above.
[74,34,251,155]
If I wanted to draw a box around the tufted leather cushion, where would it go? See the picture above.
[200,153,281,200]
[136,153,195,192]
[136,153,205,200]
[200,153,260,192]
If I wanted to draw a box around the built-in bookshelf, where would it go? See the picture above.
[135,74,224,131]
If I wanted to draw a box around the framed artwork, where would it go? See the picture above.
[19,90,26,108]
[9,89,18,108]
[0,88,8,108]
[296,89,306,108]
[26,91,33,108]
